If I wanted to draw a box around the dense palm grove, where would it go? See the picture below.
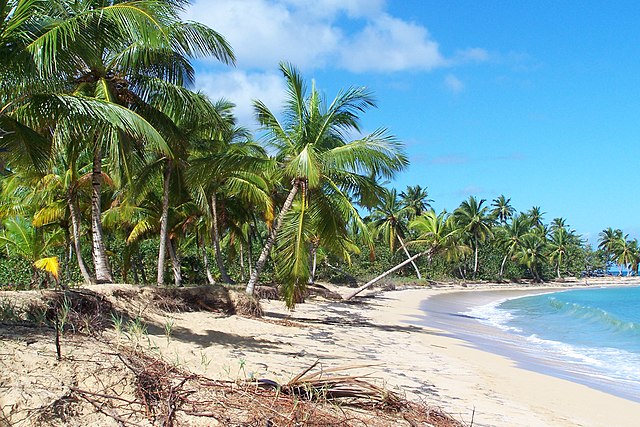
[0,1,636,306]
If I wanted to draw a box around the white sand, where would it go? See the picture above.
[3,281,639,426]
[139,283,640,427]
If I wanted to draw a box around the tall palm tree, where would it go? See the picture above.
[369,188,421,279]
[490,195,514,225]
[598,227,623,275]
[400,185,433,219]
[613,235,637,276]
[517,234,546,282]
[453,196,493,279]
[548,227,569,279]
[188,100,272,284]
[409,210,470,263]
[526,206,545,227]
[549,217,567,232]
[10,0,235,283]
[494,214,528,280]
[245,62,408,302]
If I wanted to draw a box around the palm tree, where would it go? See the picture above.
[7,0,235,283]
[344,210,469,300]
[598,227,623,275]
[400,185,433,219]
[613,235,637,276]
[598,227,623,274]
[490,195,514,225]
[494,214,528,280]
[245,62,408,302]
[0,217,62,286]
[517,234,546,282]
[453,196,493,279]
[550,217,567,232]
[369,188,421,279]
[526,206,545,227]
[548,227,569,279]
[409,210,470,263]
[188,100,272,284]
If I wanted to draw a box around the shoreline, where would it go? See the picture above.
[418,284,640,403]
[356,281,640,426]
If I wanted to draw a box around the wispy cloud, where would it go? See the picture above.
[430,154,469,165]
[452,47,490,64]
[195,70,285,127]
[495,152,526,161]
[456,185,486,197]
[444,74,464,93]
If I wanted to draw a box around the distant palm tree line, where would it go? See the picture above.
[0,1,630,304]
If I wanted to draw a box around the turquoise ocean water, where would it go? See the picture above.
[465,286,640,402]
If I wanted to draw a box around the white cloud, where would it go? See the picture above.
[339,14,445,72]
[454,47,490,63]
[194,70,286,128]
[184,0,455,73]
[184,0,342,70]
[184,1,490,127]
[444,74,464,93]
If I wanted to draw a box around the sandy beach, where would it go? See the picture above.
[3,281,640,426]
[124,280,640,426]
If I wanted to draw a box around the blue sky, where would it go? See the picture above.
[184,1,640,244]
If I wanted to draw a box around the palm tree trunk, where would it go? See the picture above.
[499,253,508,280]
[68,196,95,285]
[202,243,216,285]
[309,243,318,285]
[246,180,299,295]
[239,242,246,282]
[91,148,113,283]
[157,162,171,286]
[168,238,182,287]
[247,232,253,276]
[63,226,71,283]
[210,193,234,284]
[344,250,429,300]
[132,258,139,284]
[397,235,422,279]
[473,235,479,279]
[137,254,147,284]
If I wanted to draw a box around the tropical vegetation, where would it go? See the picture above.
[0,0,634,307]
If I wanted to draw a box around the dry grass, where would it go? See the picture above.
[66,348,465,427]
[0,285,465,427]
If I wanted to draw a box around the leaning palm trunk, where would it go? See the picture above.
[344,250,430,300]
[167,238,182,287]
[308,242,318,285]
[91,148,113,283]
[397,235,422,279]
[499,253,509,281]
[202,242,216,285]
[68,197,95,285]
[210,193,234,283]
[239,242,246,282]
[63,227,71,283]
[473,236,479,279]
[245,181,299,295]
[157,162,172,285]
